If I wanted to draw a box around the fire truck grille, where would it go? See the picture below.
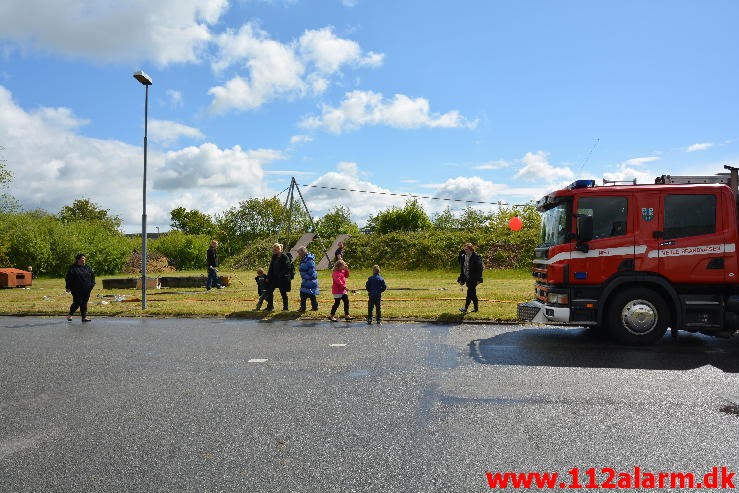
[517,301,542,321]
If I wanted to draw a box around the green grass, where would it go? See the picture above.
[0,268,534,322]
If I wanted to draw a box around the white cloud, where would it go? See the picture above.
[300,163,403,222]
[601,156,665,184]
[149,119,205,146]
[300,90,476,133]
[0,85,281,232]
[430,176,503,203]
[602,166,654,185]
[156,143,283,190]
[623,156,660,166]
[336,161,360,176]
[209,24,307,113]
[166,89,184,108]
[473,160,510,170]
[209,24,382,114]
[33,107,89,130]
[514,151,575,183]
[299,27,382,73]
[0,85,152,227]
[421,176,548,214]
[0,0,227,65]
[687,142,714,152]
[289,134,313,145]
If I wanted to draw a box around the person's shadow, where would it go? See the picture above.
[468,326,739,373]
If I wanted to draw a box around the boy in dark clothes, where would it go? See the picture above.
[255,267,268,310]
[365,264,387,325]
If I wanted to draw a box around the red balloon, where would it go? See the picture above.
[508,216,523,231]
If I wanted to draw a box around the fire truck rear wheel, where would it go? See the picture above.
[607,288,669,345]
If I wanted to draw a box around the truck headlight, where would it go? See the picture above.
[547,292,569,304]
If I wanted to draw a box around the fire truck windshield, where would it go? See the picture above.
[539,202,569,247]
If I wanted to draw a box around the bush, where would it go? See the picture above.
[0,212,130,276]
[149,231,211,270]
[344,211,539,270]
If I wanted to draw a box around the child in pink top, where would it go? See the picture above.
[329,260,352,321]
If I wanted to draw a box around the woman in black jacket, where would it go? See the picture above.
[458,243,483,313]
[65,253,96,322]
[265,243,293,311]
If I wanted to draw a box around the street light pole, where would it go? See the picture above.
[133,70,152,310]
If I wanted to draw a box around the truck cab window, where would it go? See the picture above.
[664,194,716,239]
[538,202,569,247]
[576,196,628,240]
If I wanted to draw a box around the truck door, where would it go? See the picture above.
[571,194,633,285]
[634,192,661,274]
[657,191,726,283]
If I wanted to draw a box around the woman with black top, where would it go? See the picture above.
[65,253,96,322]
[458,243,483,313]
[265,243,293,311]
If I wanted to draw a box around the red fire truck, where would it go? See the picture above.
[517,165,739,344]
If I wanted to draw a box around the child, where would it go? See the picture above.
[329,260,352,321]
[255,268,268,310]
[365,264,387,325]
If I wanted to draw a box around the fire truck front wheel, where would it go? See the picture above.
[607,288,669,345]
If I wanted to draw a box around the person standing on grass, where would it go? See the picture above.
[265,243,292,311]
[329,260,352,321]
[65,253,95,322]
[297,246,319,312]
[206,239,223,290]
[254,267,268,310]
[334,241,345,262]
[365,264,387,325]
[458,242,483,313]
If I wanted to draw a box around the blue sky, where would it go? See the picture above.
[1,0,737,232]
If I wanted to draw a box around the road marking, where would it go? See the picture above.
[330,343,347,347]
[248,358,268,363]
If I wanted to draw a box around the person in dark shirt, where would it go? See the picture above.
[458,243,483,313]
[65,253,96,322]
[255,267,268,310]
[365,264,387,325]
[334,241,345,262]
[206,240,223,290]
[265,243,293,311]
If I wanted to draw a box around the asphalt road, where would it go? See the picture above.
[1,316,738,492]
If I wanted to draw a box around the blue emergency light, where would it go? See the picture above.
[565,180,596,190]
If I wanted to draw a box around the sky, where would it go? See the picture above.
[1,0,738,232]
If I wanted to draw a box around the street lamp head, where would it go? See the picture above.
[133,70,153,86]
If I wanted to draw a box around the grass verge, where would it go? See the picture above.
[0,268,533,322]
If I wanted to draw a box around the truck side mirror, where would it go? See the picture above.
[576,215,593,243]
[574,215,593,252]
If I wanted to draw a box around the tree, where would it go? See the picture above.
[315,206,360,240]
[431,207,459,230]
[458,206,492,230]
[0,146,19,213]
[216,196,311,253]
[170,207,218,236]
[58,198,122,231]
[366,199,432,234]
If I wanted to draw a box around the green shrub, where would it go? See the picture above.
[149,231,211,270]
[0,213,130,276]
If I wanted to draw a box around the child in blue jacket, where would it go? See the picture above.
[365,264,387,325]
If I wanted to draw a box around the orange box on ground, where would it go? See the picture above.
[0,268,32,288]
